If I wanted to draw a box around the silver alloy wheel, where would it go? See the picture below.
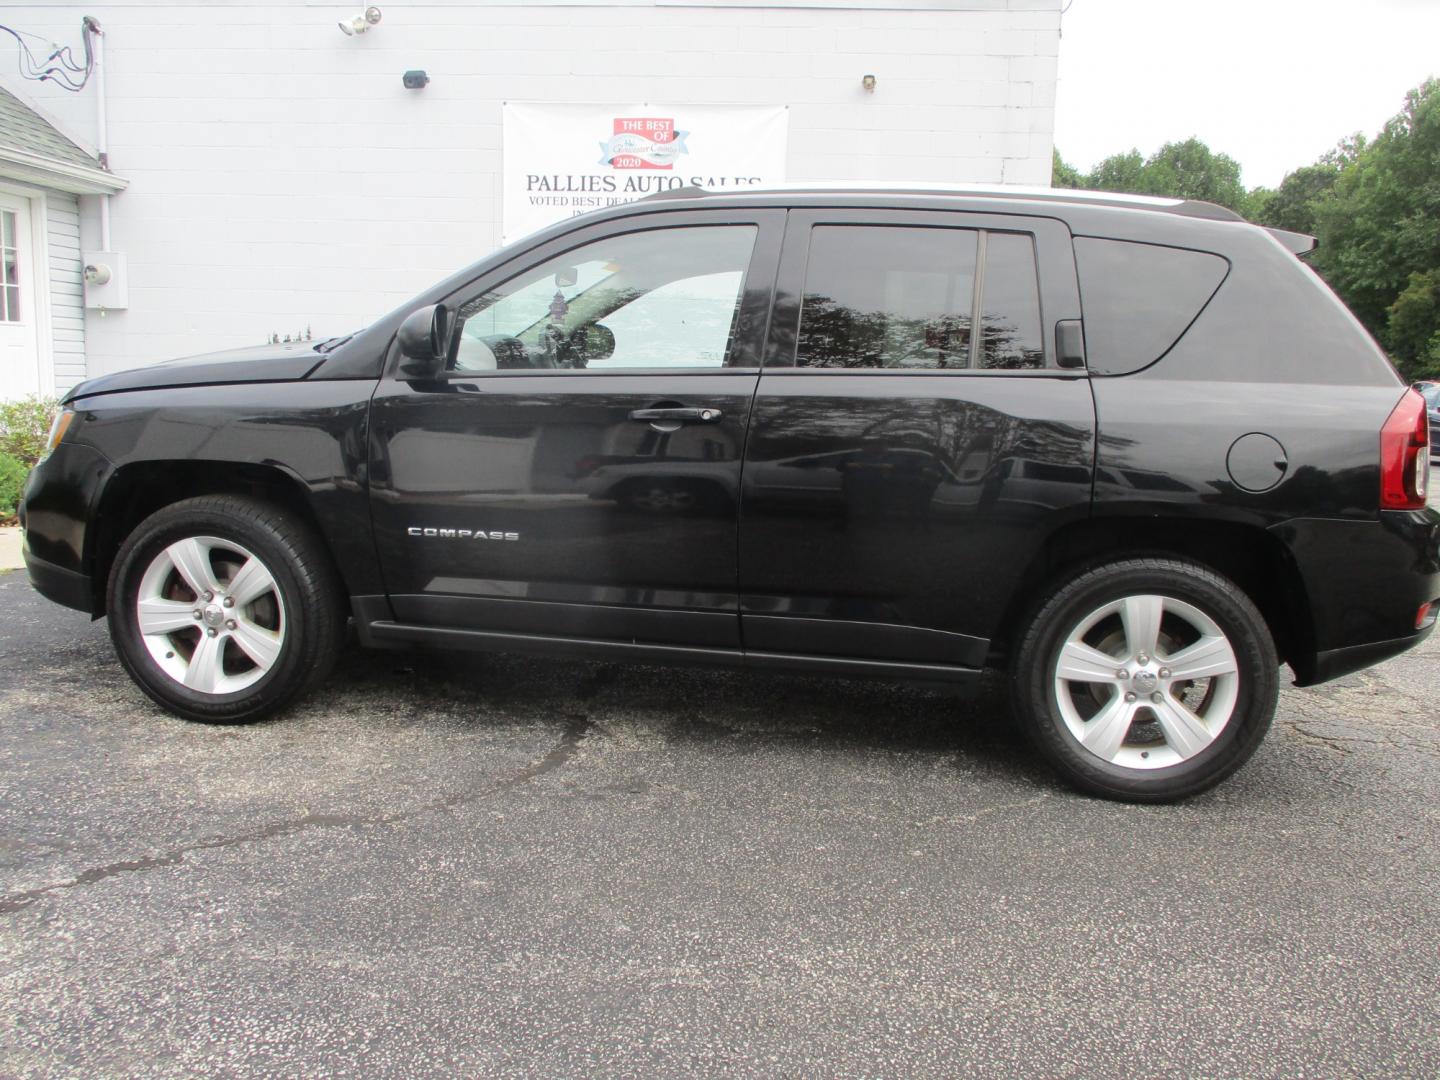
[135,535,287,695]
[1053,593,1240,770]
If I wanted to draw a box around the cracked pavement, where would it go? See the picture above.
[1,573,1437,1078]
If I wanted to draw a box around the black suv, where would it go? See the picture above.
[20,186,1439,801]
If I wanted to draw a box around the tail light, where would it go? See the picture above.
[1380,388,1430,510]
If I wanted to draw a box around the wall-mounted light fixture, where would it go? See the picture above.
[338,6,382,36]
[862,74,877,93]
[403,69,430,89]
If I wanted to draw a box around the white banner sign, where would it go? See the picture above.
[502,103,788,243]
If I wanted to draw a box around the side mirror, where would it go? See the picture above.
[397,303,450,378]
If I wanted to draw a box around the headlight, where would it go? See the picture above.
[43,407,76,460]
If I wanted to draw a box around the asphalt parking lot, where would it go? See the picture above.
[1,573,1437,1078]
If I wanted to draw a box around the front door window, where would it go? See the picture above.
[451,225,757,373]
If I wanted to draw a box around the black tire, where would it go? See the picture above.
[106,495,345,724]
[1011,557,1278,803]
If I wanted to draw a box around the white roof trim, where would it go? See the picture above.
[0,145,127,195]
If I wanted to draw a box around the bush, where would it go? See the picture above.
[0,395,59,467]
[0,452,27,522]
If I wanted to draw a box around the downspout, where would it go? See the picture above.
[85,16,110,249]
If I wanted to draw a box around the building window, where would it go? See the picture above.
[1,212,18,324]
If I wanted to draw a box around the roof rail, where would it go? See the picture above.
[639,181,1245,222]
[641,184,710,202]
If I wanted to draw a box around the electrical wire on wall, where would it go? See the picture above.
[1058,1,1075,39]
[0,17,98,93]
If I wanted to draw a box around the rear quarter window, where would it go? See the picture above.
[1075,238,1229,376]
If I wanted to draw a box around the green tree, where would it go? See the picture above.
[1051,148,1084,189]
[1240,186,1275,223]
[0,395,58,467]
[0,453,26,521]
[1319,133,1368,171]
[1244,134,1371,232]
[1257,162,1342,235]
[1387,269,1440,379]
[1309,79,1440,375]
[1141,138,1247,209]
[1075,139,1249,213]
[1086,149,1147,194]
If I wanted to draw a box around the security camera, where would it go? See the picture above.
[338,6,381,35]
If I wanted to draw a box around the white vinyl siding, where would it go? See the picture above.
[46,192,84,392]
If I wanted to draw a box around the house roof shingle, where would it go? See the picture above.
[0,83,99,169]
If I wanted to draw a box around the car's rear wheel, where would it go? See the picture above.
[107,495,344,724]
[1012,557,1278,802]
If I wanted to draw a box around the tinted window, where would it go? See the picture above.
[796,226,978,370]
[1075,237,1228,376]
[452,225,755,372]
[794,226,1045,371]
[978,232,1044,370]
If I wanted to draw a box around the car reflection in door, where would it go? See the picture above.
[575,417,739,516]
[743,410,995,521]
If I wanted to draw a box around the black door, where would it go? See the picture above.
[370,209,782,650]
[739,209,1095,672]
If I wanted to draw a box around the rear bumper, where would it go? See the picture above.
[1303,627,1435,685]
[23,547,96,615]
[1276,509,1440,686]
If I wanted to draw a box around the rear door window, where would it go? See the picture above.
[978,232,1044,370]
[793,225,1046,371]
[1074,238,1229,376]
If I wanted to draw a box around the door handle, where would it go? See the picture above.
[628,407,724,424]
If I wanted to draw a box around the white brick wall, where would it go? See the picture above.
[1,1,1059,378]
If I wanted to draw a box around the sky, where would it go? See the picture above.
[1053,0,1440,189]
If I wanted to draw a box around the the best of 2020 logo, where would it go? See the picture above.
[598,117,690,170]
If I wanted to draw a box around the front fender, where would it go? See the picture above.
[63,380,381,600]
[20,441,115,614]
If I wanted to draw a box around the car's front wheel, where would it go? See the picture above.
[107,495,344,724]
[1012,557,1278,802]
